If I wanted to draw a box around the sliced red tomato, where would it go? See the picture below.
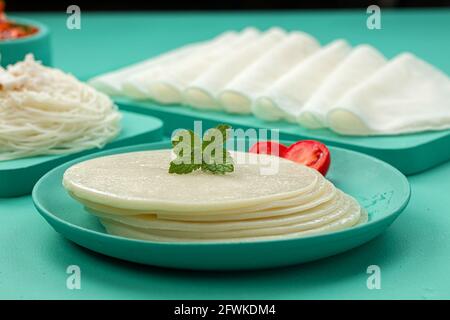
[249,141,288,157]
[284,140,330,175]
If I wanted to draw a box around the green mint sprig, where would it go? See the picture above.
[169,124,234,175]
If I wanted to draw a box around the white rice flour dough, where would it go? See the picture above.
[253,39,351,122]
[219,31,320,114]
[122,28,261,104]
[63,150,366,242]
[88,30,238,97]
[327,53,450,135]
[184,27,287,110]
[297,45,387,129]
[88,27,450,136]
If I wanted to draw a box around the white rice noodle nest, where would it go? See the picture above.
[0,54,121,161]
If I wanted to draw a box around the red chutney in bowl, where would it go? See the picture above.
[0,1,38,40]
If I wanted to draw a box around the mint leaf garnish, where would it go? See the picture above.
[169,124,234,175]
[169,162,201,174]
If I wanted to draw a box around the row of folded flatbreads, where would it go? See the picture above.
[89,27,450,136]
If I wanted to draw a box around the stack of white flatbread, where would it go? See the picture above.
[63,150,367,242]
[89,27,450,136]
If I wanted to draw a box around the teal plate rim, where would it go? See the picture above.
[32,140,411,247]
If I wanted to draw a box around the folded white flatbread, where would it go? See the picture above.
[184,27,287,110]
[297,45,387,128]
[219,32,320,114]
[327,53,450,135]
[88,46,198,97]
[88,30,237,97]
[122,28,260,104]
[252,39,352,122]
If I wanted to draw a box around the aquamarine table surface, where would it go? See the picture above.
[1,10,450,299]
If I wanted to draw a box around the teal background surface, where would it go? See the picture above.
[1,10,450,299]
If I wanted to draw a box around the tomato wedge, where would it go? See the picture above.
[284,140,330,175]
[249,141,288,157]
[248,139,331,175]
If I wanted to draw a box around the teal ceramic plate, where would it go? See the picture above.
[0,111,163,197]
[116,97,450,176]
[32,140,410,271]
